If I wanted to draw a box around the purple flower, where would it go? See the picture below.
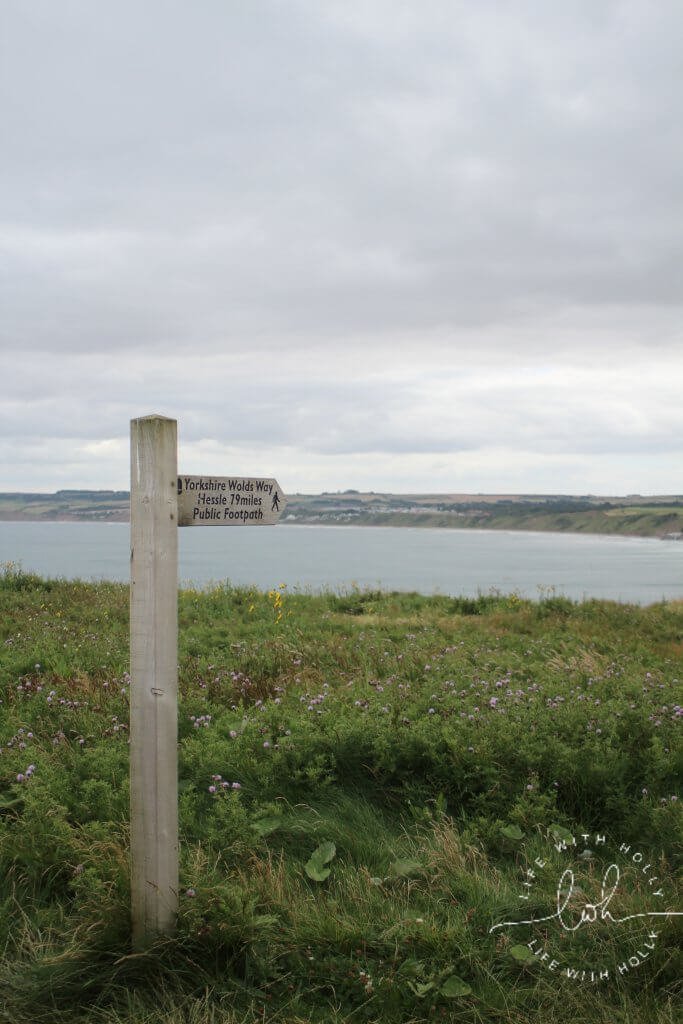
[208,785,216,794]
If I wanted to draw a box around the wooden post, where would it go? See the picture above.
[129,415,179,948]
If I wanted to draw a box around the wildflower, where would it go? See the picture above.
[229,730,238,738]
[185,888,196,897]
[263,741,270,749]
[208,785,216,794]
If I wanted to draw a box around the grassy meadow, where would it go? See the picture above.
[0,564,680,1023]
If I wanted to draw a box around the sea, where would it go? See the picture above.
[0,521,681,604]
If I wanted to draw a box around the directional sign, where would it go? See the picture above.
[177,475,286,527]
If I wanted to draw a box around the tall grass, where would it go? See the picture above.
[0,566,680,1022]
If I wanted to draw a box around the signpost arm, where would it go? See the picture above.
[130,415,179,948]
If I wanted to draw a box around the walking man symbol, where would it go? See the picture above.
[271,491,280,512]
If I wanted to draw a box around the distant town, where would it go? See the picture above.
[0,490,682,538]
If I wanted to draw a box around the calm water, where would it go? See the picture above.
[0,521,681,604]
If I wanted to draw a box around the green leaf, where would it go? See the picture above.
[550,824,574,843]
[500,824,524,841]
[400,958,424,978]
[389,858,424,878]
[251,815,283,837]
[305,841,336,882]
[305,861,331,882]
[407,980,435,998]
[311,841,336,866]
[439,974,472,998]
[510,944,535,963]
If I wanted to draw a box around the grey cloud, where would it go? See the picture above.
[1,1,682,491]
[2,347,680,463]
[2,1,683,355]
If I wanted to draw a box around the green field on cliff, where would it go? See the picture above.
[0,566,680,1023]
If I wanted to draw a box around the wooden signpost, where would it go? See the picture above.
[129,415,285,949]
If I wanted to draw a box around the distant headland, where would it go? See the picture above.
[0,490,681,539]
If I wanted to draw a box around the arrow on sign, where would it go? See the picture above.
[176,475,287,527]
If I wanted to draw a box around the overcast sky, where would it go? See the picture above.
[2,0,681,495]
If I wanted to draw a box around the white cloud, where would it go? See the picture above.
[1,0,681,492]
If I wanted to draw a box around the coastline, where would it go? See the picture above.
[0,512,680,541]
[1,490,681,540]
